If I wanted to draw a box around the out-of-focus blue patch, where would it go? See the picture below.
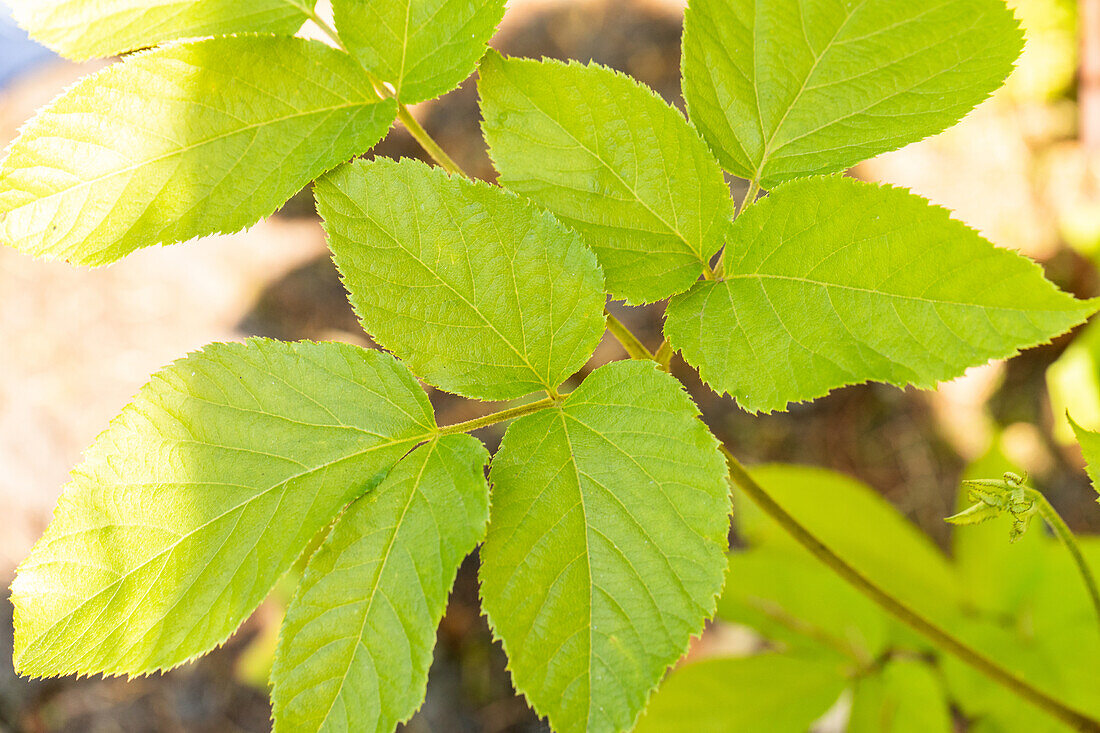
[0,6,55,89]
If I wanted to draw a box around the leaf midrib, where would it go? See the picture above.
[751,0,868,178]
[556,409,595,730]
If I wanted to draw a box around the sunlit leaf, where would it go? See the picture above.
[0,37,396,266]
[12,339,435,677]
[480,361,730,733]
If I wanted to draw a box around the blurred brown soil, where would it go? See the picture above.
[2,0,1099,731]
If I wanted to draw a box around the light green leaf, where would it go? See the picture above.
[1070,415,1100,502]
[0,36,397,267]
[334,0,505,104]
[317,157,606,402]
[942,536,1100,731]
[1046,319,1100,444]
[480,360,730,733]
[11,339,436,677]
[665,176,1096,414]
[682,0,1024,187]
[849,659,952,733]
[271,434,489,733]
[941,616,1090,733]
[719,546,891,661]
[8,0,315,61]
[734,464,961,627]
[479,51,733,304]
[634,653,847,733]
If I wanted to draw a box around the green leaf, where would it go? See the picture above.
[479,51,733,304]
[941,616,1090,733]
[271,434,489,733]
[1046,318,1100,444]
[665,176,1096,414]
[480,360,730,733]
[0,36,397,267]
[334,0,505,104]
[849,659,952,733]
[634,653,847,733]
[734,464,960,627]
[11,339,436,677]
[682,0,1024,187]
[942,537,1100,731]
[317,157,606,402]
[8,0,316,61]
[719,547,891,661]
[1070,415,1100,501]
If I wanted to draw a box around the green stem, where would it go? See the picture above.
[308,9,465,178]
[724,447,1100,733]
[1026,488,1100,629]
[396,105,465,177]
[654,338,674,372]
[605,311,655,361]
[436,396,559,436]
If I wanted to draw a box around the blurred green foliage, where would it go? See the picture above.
[642,453,1100,732]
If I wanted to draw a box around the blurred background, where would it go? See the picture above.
[3,0,1100,730]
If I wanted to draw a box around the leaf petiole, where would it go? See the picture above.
[396,104,466,177]
[605,310,655,361]
[435,396,559,436]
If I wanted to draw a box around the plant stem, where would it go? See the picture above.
[1025,487,1100,629]
[605,311,655,361]
[436,396,559,436]
[308,10,465,178]
[396,105,466,177]
[723,447,1100,732]
[654,338,674,372]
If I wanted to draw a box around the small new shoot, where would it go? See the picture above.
[947,472,1100,630]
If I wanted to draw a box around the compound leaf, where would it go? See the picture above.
[11,339,436,677]
[0,36,397,266]
[665,176,1096,414]
[634,653,847,733]
[480,360,730,733]
[317,157,606,402]
[682,0,1024,187]
[479,51,733,304]
[334,0,505,104]
[8,0,316,61]
[271,434,489,733]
